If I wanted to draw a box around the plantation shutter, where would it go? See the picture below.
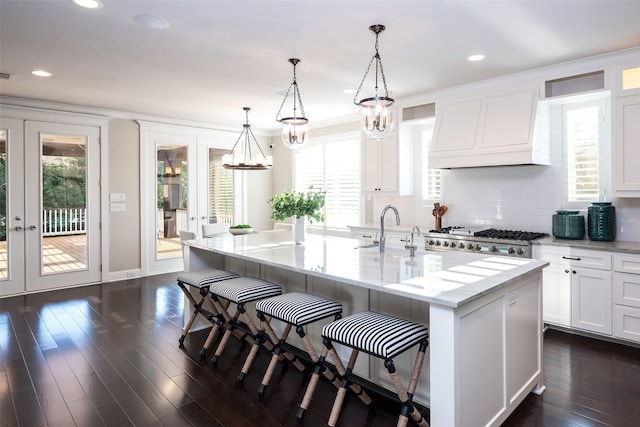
[294,132,361,229]
[564,101,602,202]
[208,149,234,224]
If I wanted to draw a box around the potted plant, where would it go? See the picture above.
[268,187,325,244]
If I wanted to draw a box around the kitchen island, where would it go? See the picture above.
[183,232,548,427]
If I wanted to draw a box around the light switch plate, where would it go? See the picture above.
[110,203,126,212]
[110,193,126,202]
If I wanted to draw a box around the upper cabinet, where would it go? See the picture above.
[361,130,413,194]
[612,60,640,197]
[429,84,549,168]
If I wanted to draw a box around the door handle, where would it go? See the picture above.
[15,225,23,231]
[28,225,37,230]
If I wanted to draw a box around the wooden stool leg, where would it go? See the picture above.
[258,323,292,396]
[211,308,241,365]
[327,348,360,427]
[297,346,329,422]
[237,329,265,383]
[387,339,430,427]
[327,346,372,406]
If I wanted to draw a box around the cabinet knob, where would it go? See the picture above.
[565,269,570,273]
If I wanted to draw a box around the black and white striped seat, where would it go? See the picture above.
[299,311,430,427]
[322,311,429,359]
[237,292,343,395]
[256,292,342,326]
[207,277,283,365]
[176,268,239,348]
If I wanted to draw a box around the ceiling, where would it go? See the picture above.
[2,0,640,132]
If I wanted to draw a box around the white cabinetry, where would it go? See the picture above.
[362,132,397,192]
[613,253,640,343]
[534,246,612,334]
[533,246,572,326]
[612,95,640,197]
[612,60,640,197]
[361,130,413,194]
[429,85,548,168]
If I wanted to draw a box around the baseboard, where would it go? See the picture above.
[107,269,142,282]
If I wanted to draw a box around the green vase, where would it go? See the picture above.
[587,202,616,242]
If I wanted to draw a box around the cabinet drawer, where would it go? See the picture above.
[614,272,640,308]
[614,305,640,343]
[614,253,640,274]
[535,246,611,270]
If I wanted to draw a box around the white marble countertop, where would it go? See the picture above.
[534,236,640,254]
[184,232,548,309]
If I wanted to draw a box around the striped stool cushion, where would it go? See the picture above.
[322,311,429,360]
[208,277,282,304]
[177,268,238,289]
[256,292,342,326]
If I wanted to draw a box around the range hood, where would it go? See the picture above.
[428,84,550,169]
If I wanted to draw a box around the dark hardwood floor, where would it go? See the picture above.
[1,274,639,427]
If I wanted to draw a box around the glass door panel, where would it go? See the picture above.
[40,133,88,273]
[156,145,188,260]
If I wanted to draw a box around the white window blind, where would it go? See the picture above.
[564,101,602,202]
[294,132,360,229]
[208,148,234,224]
[418,119,441,201]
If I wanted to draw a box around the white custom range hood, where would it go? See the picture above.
[428,84,550,169]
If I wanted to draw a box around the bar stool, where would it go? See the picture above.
[302,311,430,427]
[176,268,239,351]
[236,292,342,396]
[206,276,298,367]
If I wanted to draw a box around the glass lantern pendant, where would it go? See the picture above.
[354,24,395,139]
[276,58,309,150]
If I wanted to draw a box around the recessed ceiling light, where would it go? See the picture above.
[134,14,170,29]
[70,0,103,9]
[32,70,53,77]
[467,54,485,62]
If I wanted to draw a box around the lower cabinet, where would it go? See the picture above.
[534,245,612,334]
[613,253,640,343]
[571,267,613,335]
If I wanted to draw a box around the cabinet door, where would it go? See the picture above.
[378,133,398,192]
[613,95,640,197]
[362,138,381,191]
[571,267,613,335]
[542,263,572,326]
[361,132,398,192]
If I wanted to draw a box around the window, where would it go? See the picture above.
[294,132,360,229]
[419,119,441,201]
[563,98,607,202]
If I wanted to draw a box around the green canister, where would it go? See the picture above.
[587,202,616,241]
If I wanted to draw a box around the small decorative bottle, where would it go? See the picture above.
[587,202,616,242]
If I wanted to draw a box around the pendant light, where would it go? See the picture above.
[354,24,395,139]
[276,58,309,150]
[222,107,272,170]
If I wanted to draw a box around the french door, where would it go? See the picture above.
[140,122,242,276]
[0,119,102,296]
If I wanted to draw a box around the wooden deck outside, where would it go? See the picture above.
[0,234,183,278]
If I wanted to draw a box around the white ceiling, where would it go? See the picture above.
[2,0,640,132]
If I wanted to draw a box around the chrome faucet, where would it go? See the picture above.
[379,205,400,253]
[405,226,421,257]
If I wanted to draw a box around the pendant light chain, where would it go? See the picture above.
[276,58,306,121]
[353,28,390,105]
